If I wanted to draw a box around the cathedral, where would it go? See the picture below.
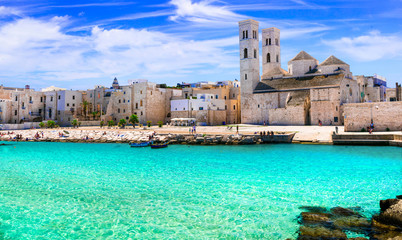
[239,19,359,125]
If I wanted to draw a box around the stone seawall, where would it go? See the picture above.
[1,133,295,145]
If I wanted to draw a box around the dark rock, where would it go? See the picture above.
[396,195,402,200]
[330,207,363,218]
[301,212,331,224]
[377,201,402,229]
[348,238,368,240]
[298,226,347,240]
[371,231,402,240]
[372,217,399,231]
[333,216,370,234]
[380,199,401,212]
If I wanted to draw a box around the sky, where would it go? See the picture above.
[0,0,401,90]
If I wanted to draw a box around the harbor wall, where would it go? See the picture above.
[344,102,402,132]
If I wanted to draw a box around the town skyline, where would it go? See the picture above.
[0,0,401,90]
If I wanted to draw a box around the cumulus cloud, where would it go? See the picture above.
[323,31,402,61]
[0,16,239,88]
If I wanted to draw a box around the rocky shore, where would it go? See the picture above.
[296,195,402,240]
[0,129,295,145]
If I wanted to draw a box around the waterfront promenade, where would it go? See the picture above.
[1,124,401,144]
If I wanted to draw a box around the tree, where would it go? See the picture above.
[146,121,152,127]
[46,120,56,128]
[129,114,139,128]
[71,119,79,128]
[157,121,163,128]
[108,120,115,128]
[91,111,98,120]
[118,119,127,128]
[100,120,105,128]
[39,122,45,128]
[82,101,89,119]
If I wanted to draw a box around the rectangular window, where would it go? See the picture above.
[67,103,70,107]
[15,96,17,101]
[118,109,120,113]
[72,95,75,100]
[39,109,42,114]
[14,110,17,115]
[51,96,53,101]
[58,95,61,100]
[199,107,203,110]
[215,95,218,99]
[233,105,236,110]
[334,117,338,123]
[40,97,43,102]
[245,74,247,80]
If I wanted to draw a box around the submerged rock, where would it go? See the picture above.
[330,207,363,218]
[298,226,347,240]
[301,212,331,224]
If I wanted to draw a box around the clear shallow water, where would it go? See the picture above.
[0,142,401,239]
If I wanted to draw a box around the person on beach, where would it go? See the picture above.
[236,125,239,134]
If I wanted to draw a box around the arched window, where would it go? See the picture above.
[254,49,257,58]
[275,38,279,45]
[244,48,248,58]
[267,53,270,63]
[245,30,248,38]
[309,66,312,71]
[276,55,279,62]
[245,74,247,80]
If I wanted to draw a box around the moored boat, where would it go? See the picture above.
[130,141,152,147]
[150,142,168,149]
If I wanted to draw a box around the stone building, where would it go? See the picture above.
[386,83,401,102]
[355,75,387,102]
[171,81,241,125]
[103,80,182,125]
[239,19,359,125]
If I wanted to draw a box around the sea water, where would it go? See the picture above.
[0,142,401,239]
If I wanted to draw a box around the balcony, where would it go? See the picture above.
[21,106,26,110]
[29,101,33,104]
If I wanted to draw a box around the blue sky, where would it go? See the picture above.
[0,0,401,90]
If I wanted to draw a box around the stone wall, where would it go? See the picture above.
[344,102,402,131]
[268,105,305,125]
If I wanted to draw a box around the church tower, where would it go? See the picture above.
[239,19,260,124]
[239,19,260,95]
[262,27,281,77]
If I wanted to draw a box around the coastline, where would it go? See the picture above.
[1,125,401,146]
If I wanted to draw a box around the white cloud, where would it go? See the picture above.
[168,0,245,24]
[0,17,239,88]
[0,6,22,18]
[323,31,402,61]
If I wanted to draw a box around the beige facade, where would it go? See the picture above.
[344,102,402,131]
[104,81,181,125]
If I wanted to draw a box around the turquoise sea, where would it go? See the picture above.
[0,142,401,239]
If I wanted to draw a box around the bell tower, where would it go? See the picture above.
[262,27,281,76]
[239,19,260,95]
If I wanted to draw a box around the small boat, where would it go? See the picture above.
[150,142,168,149]
[130,141,152,147]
